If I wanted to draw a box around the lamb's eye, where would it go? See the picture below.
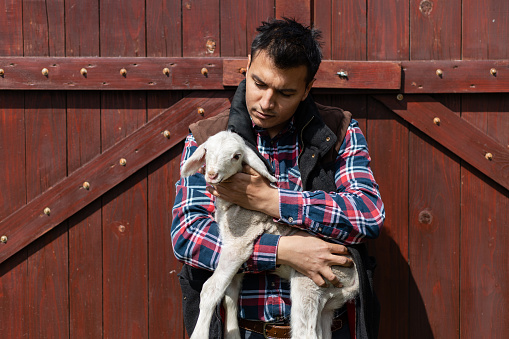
[232,154,241,161]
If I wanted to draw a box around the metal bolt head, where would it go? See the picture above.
[44,207,51,215]
[120,68,127,76]
[83,181,90,190]
[197,107,205,116]
[1,235,7,243]
[0,69,4,76]
[42,68,49,76]
[490,68,497,76]
[337,70,349,78]
[436,69,443,77]
[163,130,171,139]
[163,67,170,76]
[201,67,208,76]
[485,152,493,161]
[433,117,441,125]
[239,67,247,75]
[396,94,404,101]
[80,68,87,76]
[119,158,127,166]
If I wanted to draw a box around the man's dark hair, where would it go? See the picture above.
[250,17,322,84]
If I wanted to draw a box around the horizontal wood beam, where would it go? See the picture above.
[1,57,509,92]
[402,60,509,93]
[223,58,402,89]
[374,94,509,191]
[0,91,233,264]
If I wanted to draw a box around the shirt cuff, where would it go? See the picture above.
[242,233,280,273]
[278,189,304,225]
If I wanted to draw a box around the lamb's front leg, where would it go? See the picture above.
[223,273,243,339]
[191,245,251,339]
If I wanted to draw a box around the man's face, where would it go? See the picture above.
[245,51,314,138]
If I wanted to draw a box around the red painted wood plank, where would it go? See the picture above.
[368,0,409,60]
[410,0,461,60]
[374,94,509,191]
[182,0,220,57]
[67,92,103,339]
[146,0,182,57]
[65,0,99,57]
[0,57,224,90]
[246,0,275,52]
[224,58,401,89]
[221,0,248,57]
[25,90,69,338]
[331,0,367,60]
[367,97,410,339]
[408,130,460,339]
[0,93,27,338]
[23,0,65,57]
[313,0,332,59]
[0,0,23,56]
[402,60,509,93]
[275,0,311,26]
[462,0,509,60]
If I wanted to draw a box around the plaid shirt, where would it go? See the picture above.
[171,118,384,322]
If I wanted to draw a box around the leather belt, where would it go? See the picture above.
[238,311,346,339]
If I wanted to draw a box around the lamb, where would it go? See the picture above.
[180,130,359,339]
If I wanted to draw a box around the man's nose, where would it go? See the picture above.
[260,89,275,111]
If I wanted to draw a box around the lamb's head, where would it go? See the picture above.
[181,131,276,184]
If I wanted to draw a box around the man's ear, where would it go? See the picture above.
[301,78,316,101]
[246,54,251,73]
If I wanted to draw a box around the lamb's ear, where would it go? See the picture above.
[243,147,277,183]
[181,144,207,178]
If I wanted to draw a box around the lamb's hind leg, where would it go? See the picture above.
[190,246,250,339]
[289,272,322,339]
[223,273,243,339]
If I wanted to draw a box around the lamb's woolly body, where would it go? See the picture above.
[181,131,359,339]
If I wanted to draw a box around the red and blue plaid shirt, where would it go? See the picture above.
[171,118,384,322]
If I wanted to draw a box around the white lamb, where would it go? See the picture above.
[181,130,359,339]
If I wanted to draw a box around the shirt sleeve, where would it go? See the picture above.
[171,133,278,273]
[277,120,385,244]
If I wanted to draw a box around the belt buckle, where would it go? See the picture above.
[263,322,269,339]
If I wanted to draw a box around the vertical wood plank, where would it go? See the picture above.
[0,96,27,338]
[221,0,248,57]
[460,94,509,338]
[331,0,367,60]
[408,1,463,338]
[0,0,23,55]
[146,0,182,57]
[462,1,509,337]
[313,0,332,59]
[367,97,409,339]
[462,0,509,59]
[65,1,103,337]
[410,0,461,60]
[100,0,148,337]
[67,93,103,339]
[275,0,311,25]
[182,0,220,57]
[23,0,65,56]
[25,91,69,339]
[246,0,276,50]
[367,0,409,60]
[408,131,460,339]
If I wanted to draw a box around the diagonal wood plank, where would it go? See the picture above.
[374,94,509,191]
[0,91,233,265]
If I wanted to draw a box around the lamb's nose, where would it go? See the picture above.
[207,172,218,181]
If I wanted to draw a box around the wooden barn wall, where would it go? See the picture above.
[0,0,508,338]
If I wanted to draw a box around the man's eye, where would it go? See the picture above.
[255,82,265,88]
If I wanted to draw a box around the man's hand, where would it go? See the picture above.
[206,165,280,218]
[277,231,353,288]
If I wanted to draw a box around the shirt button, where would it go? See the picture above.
[288,217,294,223]
[326,137,331,142]
[311,154,316,158]
[318,227,323,232]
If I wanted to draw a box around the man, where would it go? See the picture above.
[172,18,384,339]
